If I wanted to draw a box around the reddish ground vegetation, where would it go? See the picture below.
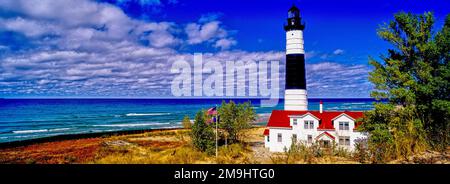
[0,138,102,164]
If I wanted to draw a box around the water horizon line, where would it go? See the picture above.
[1,97,381,100]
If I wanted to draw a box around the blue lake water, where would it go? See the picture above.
[0,98,380,143]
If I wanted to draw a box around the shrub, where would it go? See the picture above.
[353,138,369,163]
[191,110,215,154]
[182,115,192,129]
[272,138,324,164]
[332,145,351,158]
[218,101,256,143]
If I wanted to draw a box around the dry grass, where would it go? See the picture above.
[3,126,444,164]
[0,128,258,164]
[93,128,263,164]
[388,149,450,164]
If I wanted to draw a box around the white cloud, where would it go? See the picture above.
[185,21,226,44]
[184,17,236,50]
[305,62,372,97]
[198,12,223,23]
[0,0,371,98]
[144,22,181,48]
[333,49,344,55]
[214,38,237,50]
[304,51,317,59]
[0,17,63,37]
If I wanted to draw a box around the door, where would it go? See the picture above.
[320,140,331,148]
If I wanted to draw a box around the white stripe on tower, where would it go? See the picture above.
[286,30,304,55]
[284,89,308,110]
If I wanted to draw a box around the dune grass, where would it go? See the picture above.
[91,128,262,164]
[1,126,447,164]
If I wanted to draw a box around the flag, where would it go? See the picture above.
[205,107,218,125]
[206,117,216,124]
[207,107,218,115]
[212,116,218,123]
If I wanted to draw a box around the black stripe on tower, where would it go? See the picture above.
[285,54,306,90]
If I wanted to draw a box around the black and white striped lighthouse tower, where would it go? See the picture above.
[284,5,307,110]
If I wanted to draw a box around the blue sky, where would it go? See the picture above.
[0,0,448,98]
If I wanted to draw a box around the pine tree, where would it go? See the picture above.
[191,111,215,154]
[362,12,450,162]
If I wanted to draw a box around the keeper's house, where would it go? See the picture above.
[264,5,368,152]
[263,101,368,152]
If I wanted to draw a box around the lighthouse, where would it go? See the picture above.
[263,5,368,153]
[284,5,307,110]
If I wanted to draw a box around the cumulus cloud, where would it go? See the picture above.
[185,16,236,50]
[144,22,181,48]
[0,17,59,37]
[305,62,372,97]
[0,0,371,98]
[0,0,179,97]
[214,38,237,50]
[185,21,226,44]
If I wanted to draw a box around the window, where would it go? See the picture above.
[304,120,314,129]
[267,135,270,142]
[339,122,350,130]
[293,118,297,125]
[339,136,350,146]
[307,135,312,144]
[292,134,297,142]
[277,133,282,142]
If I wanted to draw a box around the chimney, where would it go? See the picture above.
[319,100,323,113]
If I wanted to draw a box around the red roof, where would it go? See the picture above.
[316,131,335,140]
[266,110,364,130]
[263,129,269,136]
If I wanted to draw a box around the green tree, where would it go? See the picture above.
[362,12,450,162]
[191,110,215,154]
[218,101,256,143]
[182,115,192,129]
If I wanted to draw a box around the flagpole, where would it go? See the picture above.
[215,105,218,159]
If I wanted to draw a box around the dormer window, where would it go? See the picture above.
[293,118,297,125]
[304,120,314,129]
[339,121,350,130]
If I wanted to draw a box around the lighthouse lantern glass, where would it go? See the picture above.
[288,10,299,18]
